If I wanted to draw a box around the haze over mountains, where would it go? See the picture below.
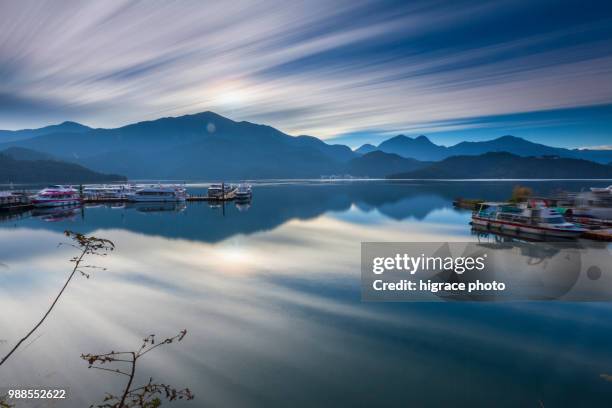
[0,111,611,180]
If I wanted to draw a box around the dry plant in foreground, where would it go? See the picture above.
[0,231,114,367]
[81,330,194,408]
[0,394,12,408]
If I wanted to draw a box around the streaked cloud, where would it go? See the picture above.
[0,0,611,147]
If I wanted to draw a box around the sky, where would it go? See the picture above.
[1,0,611,148]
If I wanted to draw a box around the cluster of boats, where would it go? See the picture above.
[472,200,586,239]
[0,190,31,210]
[29,184,188,207]
[1,182,254,209]
[560,185,612,220]
[207,183,253,201]
[471,185,612,240]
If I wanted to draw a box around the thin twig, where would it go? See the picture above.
[83,330,192,408]
[0,231,114,367]
[0,243,89,366]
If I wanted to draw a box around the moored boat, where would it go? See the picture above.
[127,185,187,202]
[83,184,138,200]
[472,201,585,238]
[569,185,612,221]
[32,185,81,207]
[0,191,31,211]
[235,183,252,201]
[589,185,612,194]
[207,183,237,200]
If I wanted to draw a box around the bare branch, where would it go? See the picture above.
[0,394,13,408]
[82,330,193,408]
[0,231,114,367]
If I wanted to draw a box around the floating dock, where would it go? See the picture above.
[186,194,223,202]
[0,194,33,212]
[0,202,33,211]
[82,194,234,204]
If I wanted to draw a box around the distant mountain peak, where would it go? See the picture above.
[494,135,523,141]
[384,134,435,144]
[355,143,377,155]
[377,133,445,161]
[364,150,398,159]
[193,110,225,119]
[414,135,435,145]
[52,121,91,131]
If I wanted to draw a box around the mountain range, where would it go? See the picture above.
[388,152,612,179]
[359,134,612,164]
[0,121,91,143]
[1,111,611,180]
[347,151,430,177]
[0,112,354,179]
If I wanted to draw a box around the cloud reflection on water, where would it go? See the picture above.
[1,207,612,406]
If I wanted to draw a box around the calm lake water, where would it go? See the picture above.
[1,180,612,407]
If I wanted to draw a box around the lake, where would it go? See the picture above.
[1,180,612,407]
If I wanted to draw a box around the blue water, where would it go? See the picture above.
[0,180,611,407]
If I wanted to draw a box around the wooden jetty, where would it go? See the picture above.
[0,193,33,212]
[186,194,217,202]
[82,194,233,204]
[83,197,125,203]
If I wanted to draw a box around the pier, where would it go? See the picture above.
[0,193,34,212]
[81,194,233,204]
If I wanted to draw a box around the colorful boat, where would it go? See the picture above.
[32,185,81,207]
[472,201,585,238]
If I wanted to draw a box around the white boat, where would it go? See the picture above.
[32,185,81,207]
[83,184,138,199]
[207,183,237,200]
[472,201,585,238]
[235,183,252,201]
[128,185,187,202]
[589,185,612,193]
[0,191,31,210]
[570,186,612,221]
